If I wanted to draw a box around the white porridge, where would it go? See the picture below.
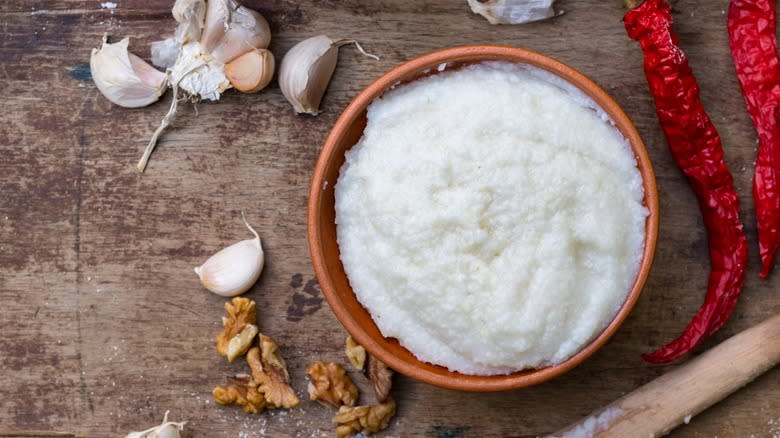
[334,62,647,375]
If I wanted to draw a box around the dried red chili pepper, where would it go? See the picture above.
[728,0,780,278]
[624,0,749,364]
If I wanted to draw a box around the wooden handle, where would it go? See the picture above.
[552,313,780,437]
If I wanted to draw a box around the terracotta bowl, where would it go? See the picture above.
[307,45,659,391]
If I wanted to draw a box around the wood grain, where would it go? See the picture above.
[1,0,778,437]
[555,313,780,437]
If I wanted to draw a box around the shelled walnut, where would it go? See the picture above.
[344,336,366,371]
[332,397,396,438]
[247,334,300,409]
[212,374,266,414]
[365,354,394,403]
[306,362,359,408]
[216,297,257,357]
[226,323,258,362]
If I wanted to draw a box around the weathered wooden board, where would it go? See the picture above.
[1,0,779,437]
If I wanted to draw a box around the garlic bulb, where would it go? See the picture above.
[90,36,167,108]
[195,215,264,297]
[279,35,378,115]
[125,411,185,438]
[467,0,558,25]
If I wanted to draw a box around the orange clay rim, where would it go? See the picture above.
[307,45,659,391]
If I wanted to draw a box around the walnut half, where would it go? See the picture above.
[333,397,396,438]
[227,323,259,362]
[365,354,394,403]
[344,336,366,371]
[212,374,266,414]
[247,334,300,409]
[306,361,359,408]
[216,297,257,358]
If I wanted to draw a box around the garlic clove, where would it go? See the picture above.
[195,215,264,297]
[279,35,378,115]
[279,35,336,115]
[225,48,275,93]
[172,0,206,43]
[150,37,180,69]
[209,1,271,64]
[467,0,557,25]
[151,0,206,69]
[90,36,168,108]
[155,425,182,438]
[125,411,185,438]
[200,0,230,53]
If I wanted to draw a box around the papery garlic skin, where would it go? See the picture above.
[151,0,206,68]
[91,37,167,108]
[467,0,557,25]
[278,35,340,115]
[171,41,230,101]
[172,0,206,43]
[195,217,264,297]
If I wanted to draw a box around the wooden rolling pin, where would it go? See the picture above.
[552,313,780,437]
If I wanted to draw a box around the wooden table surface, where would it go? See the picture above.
[2,0,779,437]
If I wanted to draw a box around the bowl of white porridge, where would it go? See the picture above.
[307,45,658,391]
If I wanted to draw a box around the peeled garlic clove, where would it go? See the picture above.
[195,215,264,297]
[279,35,378,115]
[209,2,271,63]
[90,36,167,108]
[467,0,557,25]
[225,48,274,93]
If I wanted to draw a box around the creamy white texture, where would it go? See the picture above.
[334,62,647,375]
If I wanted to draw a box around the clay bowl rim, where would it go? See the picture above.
[307,45,659,392]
